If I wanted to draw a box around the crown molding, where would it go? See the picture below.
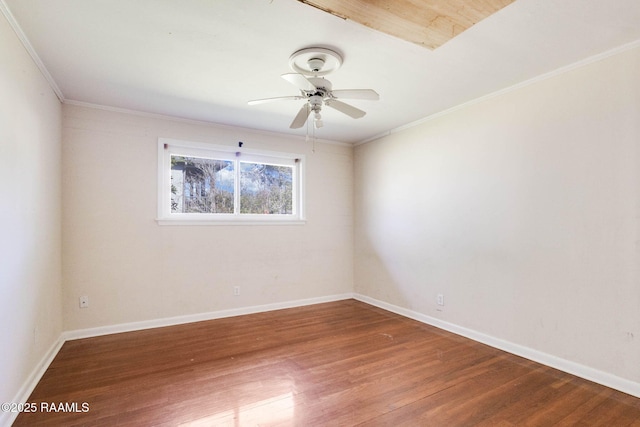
[355,38,640,146]
[0,0,64,101]
[63,99,351,147]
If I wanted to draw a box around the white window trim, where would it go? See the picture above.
[157,138,305,225]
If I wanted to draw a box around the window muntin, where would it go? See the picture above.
[158,139,304,224]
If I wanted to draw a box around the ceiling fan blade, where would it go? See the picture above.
[330,89,379,100]
[248,95,304,105]
[290,103,311,129]
[325,99,366,119]
[282,73,317,92]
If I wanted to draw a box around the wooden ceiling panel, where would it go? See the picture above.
[297,0,515,49]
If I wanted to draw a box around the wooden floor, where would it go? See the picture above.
[14,300,640,426]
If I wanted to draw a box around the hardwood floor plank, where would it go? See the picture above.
[13,300,640,426]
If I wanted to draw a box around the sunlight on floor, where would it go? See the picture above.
[180,392,295,426]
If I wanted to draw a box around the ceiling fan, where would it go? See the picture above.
[248,48,379,129]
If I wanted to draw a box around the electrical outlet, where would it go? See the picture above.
[233,286,240,296]
[79,296,89,308]
[437,294,444,306]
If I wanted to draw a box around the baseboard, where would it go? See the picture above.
[63,293,355,341]
[8,291,637,427]
[1,335,66,427]
[4,294,353,426]
[354,293,640,399]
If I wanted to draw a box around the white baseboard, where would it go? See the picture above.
[63,293,355,341]
[7,291,638,427]
[354,293,640,399]
[1,335,65,427]
[4,294,353,426]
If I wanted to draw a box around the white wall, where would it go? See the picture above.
[0,10,63,411]
[354,46,640,384]
[62,104,353,331]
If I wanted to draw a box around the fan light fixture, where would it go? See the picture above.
[248,46,379,130]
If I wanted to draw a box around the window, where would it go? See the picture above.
[157,138,304,224]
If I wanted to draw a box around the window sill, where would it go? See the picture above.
[155,218,306,226]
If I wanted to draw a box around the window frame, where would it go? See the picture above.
[157,138,305,225]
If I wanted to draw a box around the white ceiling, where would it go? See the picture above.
[4,0,640,144]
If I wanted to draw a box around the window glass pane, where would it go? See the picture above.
[240,162,293,214]
[171,155,234,213]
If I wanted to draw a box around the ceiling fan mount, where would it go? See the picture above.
[249,47,378,130]
[288,47,343,76]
